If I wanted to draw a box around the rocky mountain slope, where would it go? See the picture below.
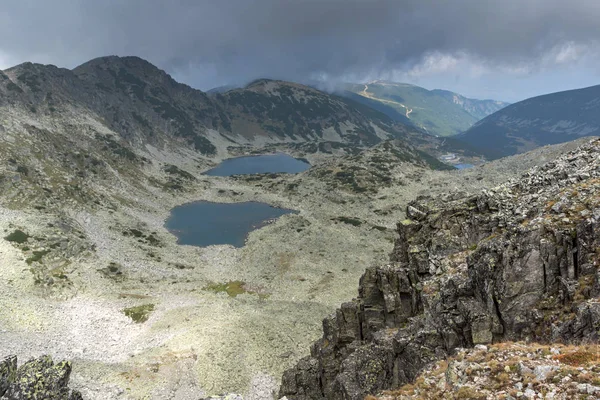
[458,84,600,159]
[280,138,600,399]
[343,81,509,137]
[430,89,510,121]
[375,342,600,399]
[1,56,449,161]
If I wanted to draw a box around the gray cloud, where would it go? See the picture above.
[2,0,600,100]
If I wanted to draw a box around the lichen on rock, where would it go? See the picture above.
[0,355,82,400]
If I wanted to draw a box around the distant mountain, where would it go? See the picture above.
[342,81,509,137]
[207,84,238,94]
[458,84,600,159]
[431,89,510,121]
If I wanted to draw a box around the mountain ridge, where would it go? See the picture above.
[1,56,461,159]
[458,84,600,159]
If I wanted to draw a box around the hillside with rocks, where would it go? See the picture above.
[0,55,518,398]
[375,342,600,399]
[280,138,600,399]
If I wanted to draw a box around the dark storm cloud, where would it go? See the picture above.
[2,0,600,90]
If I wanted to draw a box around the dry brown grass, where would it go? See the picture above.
[554,348,600,366]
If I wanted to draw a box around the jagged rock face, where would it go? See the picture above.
[280,138,600,400]
[0,355,82,399]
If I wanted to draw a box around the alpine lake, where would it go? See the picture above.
[165,154,310,247]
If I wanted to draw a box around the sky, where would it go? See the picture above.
[2,0,600,103]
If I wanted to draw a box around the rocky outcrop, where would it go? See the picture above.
[280,138,600,399]
[375,342,600,399]
[0,355,82,400]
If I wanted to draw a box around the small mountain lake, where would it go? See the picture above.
[204,153,310,176]
[455,163,475,169]
[165,201,296,247]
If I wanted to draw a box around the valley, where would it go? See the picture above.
[0,131,590,398]
[0,55,597,400]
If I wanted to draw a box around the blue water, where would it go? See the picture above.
[455,163,475,169]
[165,201,297,247]
[204,154,310,176]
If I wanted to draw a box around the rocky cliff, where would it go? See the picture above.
[0,355,82,399]
[280,138,600,399]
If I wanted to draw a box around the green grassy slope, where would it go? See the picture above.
[344,81,508,137]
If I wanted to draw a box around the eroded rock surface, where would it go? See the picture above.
[280,138,600,399]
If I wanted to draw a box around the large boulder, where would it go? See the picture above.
[0,355,82,400]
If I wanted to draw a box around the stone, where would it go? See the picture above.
[0,356,17,398]
[533,365,558,381]
[0,355,80,400]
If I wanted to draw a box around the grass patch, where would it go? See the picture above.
[4,230,29,244]
[202,281,270,299]
[164,164,196,180]
[331,216,363,227]
[25,250,50,265]
[554,350,600,366]
[123,304,155,323]
[98,262,125,281]
[203,281,249,297]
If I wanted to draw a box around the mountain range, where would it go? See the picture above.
[0,56,475,162]
[1,54,600,399]
[458,84,600,159]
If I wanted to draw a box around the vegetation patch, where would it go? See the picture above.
[98,262,125,281]
[4,230,30,244]
[122,229,162,247]
[203,280,269,299]
[331,216,363,227]
[25,249,51,265]
[123,304,155,323]
[163,164,195,180]
[554,350,600,366]
[6,82,23,93]
[95,133,148,163]
[203,281,249,297]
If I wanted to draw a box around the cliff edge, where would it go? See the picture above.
[280,138,600,399]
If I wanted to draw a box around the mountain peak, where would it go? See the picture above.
[367,80,416,87]
[240,78,325,98]
[3,61,70,76]
[74,55,168,80]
